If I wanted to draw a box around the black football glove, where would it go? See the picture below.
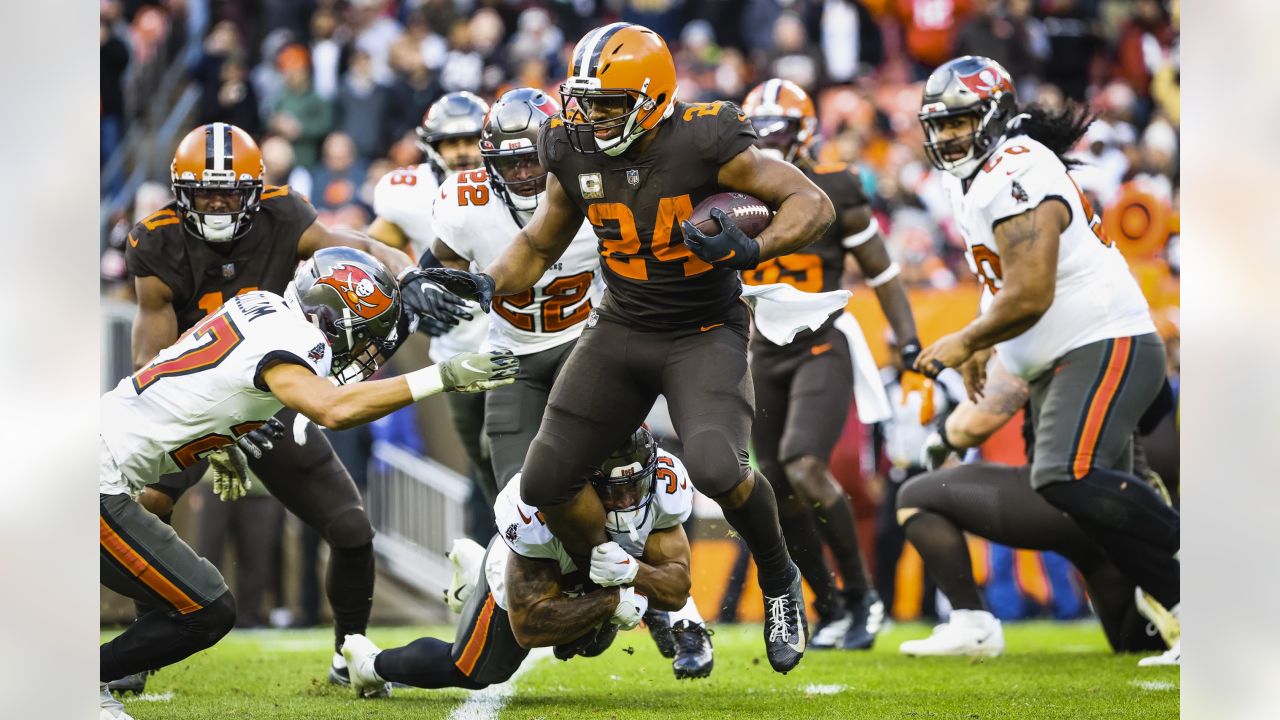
[419,268,496,313]
[680,207,761,270]
[398,268,474,337]
[236,418,286,460]
[898,337,923,371]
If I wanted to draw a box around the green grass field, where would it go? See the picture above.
[102,621,1178,719]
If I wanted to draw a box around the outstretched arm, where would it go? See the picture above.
[261,352,517,430]
[842,203,918,353]
[717,145,835,261]
[505,552,620,650]
[484,173,584,295]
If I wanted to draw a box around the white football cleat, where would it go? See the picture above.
[445,538,486,613]
[1138,639,1180,667]
[100,682,135,720]
[1134,588,1180,648]
[341,634,392,698]
[899,609,1004,657]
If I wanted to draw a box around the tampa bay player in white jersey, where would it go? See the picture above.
[367,90,502,508]
[339,427,715,694]
[99,248,518,720]
[910,56,1180,666]
[430,87,604,490]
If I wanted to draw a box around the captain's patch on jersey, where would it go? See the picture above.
[579,172,604,199]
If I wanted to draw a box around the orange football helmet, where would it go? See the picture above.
[742,79,818,163]
[560,23,677,156]
[170,122,265,243]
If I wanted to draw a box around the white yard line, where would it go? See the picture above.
[448,647,553,720]
[131,692,174,702]
[1131,680,1177,691]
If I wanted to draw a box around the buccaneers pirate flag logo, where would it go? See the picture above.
[317,263,395,321]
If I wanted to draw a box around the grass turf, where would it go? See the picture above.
[102,621,1178,719]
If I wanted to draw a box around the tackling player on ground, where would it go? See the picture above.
[912,56,1180,666]
[429,85,711,669]
[120,122,465,692]
[100,249,517,720]
[422,23,836,672]
[740,79,920,651]
[341,427,713,693]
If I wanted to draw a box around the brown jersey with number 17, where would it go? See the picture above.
[539,100,758,330]
[125,186,318,332]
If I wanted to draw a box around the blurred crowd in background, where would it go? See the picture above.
[100,0,1180,628]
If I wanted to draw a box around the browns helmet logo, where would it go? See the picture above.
[316,263,394,320]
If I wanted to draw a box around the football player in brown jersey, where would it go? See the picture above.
[120,122,465,694]
[422,23,835,673]
[740,79,920,651]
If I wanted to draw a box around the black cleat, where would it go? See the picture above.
[810,609,853,650]
[671,620,714,680]
[762,564,808,673]
[107,670,150,696]
[644,608,676,659]
[840,590,885,650]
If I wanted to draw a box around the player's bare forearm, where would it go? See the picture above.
[131,275,179,370]
[262,361,416,431]
[299,221,415,276]
[485,174,582,294]
[717,146,834,261]
[430,238,471,271]
[846,217,918,342]
[873,278,918,345]
[365,217,410,250]
[484,229,558,294]
[633,526,692,611]
[506,554,618,649]
[959,201,1067,352]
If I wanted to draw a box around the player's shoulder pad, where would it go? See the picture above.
[231,290,332,387]
[808,161,866,203]
[494,477,561,561]
[679,100,756,161]
[373,164,439,222]
[538,115,570,169]
[126,203,183,251]
[125,202,186,278]
[258,183,312,210]
[968,136,1063,220]
[429,171,469,238]
[651,449,694,529]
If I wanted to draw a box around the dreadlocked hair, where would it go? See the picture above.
[1007,100,1095,168]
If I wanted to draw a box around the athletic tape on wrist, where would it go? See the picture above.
[405,364,445,401]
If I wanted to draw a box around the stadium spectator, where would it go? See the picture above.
[337,49,391,161]
[404,9,450,71]
[199,54,262,137]
[1038,0,1101,100]
[311,132,369,212]
[507,6,564,76]
[384,39,443,144]
[438,18,484,93]
[101,17,130,168]
[819,0,884,84]
[349,0,405,85]
[261,135,313,199]
[1114,0,1175,106]
[893,0,974,76]
[268,44,334,170]
[953,0,1048,87]
[763,12,826,91]
[309,6,350,102]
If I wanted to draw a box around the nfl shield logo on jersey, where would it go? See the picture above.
[626,168,640,188]
[222,263,236,278]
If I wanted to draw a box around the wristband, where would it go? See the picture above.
[842,217,881,248]
[865,261,901,288]
[404,364,445,401]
